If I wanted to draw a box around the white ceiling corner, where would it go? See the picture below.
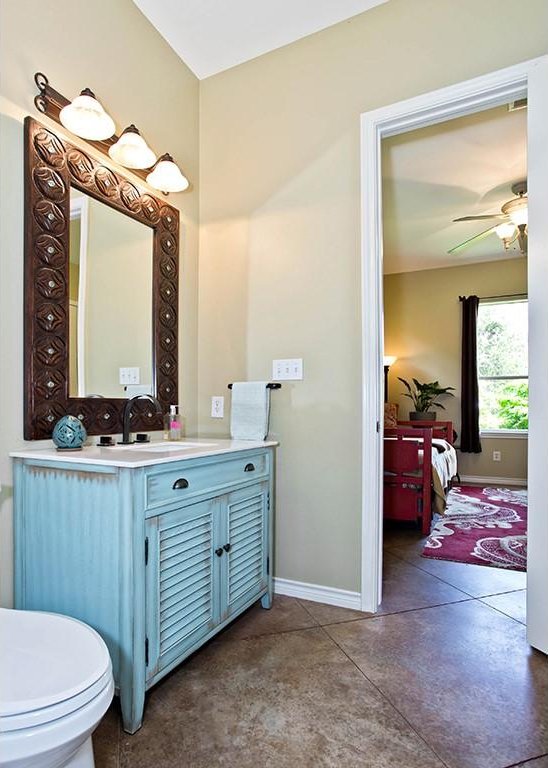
[132,0,388,79]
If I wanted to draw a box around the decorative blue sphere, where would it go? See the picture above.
[52,415,87,450]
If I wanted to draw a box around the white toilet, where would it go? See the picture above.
[0,608,114,768]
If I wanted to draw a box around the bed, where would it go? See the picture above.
[383,420,458,534]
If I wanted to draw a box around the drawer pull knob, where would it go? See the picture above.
[172,478,189,490]
[215,547,224,557]
[244,463,255,472]
[223,543,232,553]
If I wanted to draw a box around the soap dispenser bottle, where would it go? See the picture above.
[166,405,183,440]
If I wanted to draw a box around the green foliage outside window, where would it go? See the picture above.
[498,382,528,430]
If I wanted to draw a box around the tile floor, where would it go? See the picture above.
[94,525,546,768]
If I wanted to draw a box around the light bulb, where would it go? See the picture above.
[108,125,156,169]
[383,356,397,367]
[495,222,517,240]
[59,88,115,140]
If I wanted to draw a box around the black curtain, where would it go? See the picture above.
[460,295,482,453]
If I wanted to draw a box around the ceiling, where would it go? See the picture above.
[132,0,388,79]
[382,105,527,275]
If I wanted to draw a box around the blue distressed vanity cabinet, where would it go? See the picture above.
[13,441,276,733]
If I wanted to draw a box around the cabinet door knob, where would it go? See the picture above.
[244,463,255,472]
[223,543,232,553]
[172,478,189,490]
[215,547,224,557]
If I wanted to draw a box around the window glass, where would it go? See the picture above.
[477,300,528,431]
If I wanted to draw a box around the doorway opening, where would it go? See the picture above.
[359,56,548,654]
[381,103,528,620]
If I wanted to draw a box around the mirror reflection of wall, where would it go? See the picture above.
[68,188,154,399]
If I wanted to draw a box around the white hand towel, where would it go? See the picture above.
[230,382,270,441]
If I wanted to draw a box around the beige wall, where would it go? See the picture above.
[0,0,200,605]
[198,0,547,591]
[384,259,528,481]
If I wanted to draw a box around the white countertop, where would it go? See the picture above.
[10,438,278,468]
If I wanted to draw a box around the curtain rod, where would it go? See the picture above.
[459,293,527,301]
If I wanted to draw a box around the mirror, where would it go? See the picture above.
[68,189,153,398]
[24,117,179,439]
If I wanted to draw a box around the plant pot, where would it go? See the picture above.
[409,411,436,421]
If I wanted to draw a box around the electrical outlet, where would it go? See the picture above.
[211,396,224,418]
[272,358,303,381]
[119,367,140,385]
[492,450,502,462]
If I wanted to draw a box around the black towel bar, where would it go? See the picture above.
[227,383,282,390]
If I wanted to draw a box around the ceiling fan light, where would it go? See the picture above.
[146,153,189,193]
[108,125,156,169]
[501,196,528,227]
[509,208,528,227]
[495,222,517,240]
[59,89,115,140]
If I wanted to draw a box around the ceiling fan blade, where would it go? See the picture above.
[453,214,509,222]
[448,226,497,254]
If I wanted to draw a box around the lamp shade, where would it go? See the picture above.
[59,88,115,140]
[495,222,517,240]
[108,125,156,169]
[146,153,189,193]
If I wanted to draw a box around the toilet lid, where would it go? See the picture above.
[0,608,111,718]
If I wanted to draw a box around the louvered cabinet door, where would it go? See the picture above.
[222,483,269,620]
[145,499,221,678]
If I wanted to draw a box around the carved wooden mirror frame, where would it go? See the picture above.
[24,117,179,440]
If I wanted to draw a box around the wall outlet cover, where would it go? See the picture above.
[211,396,224,418]
[492,450,502,462]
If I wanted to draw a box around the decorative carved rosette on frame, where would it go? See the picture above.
[24,117,179,439]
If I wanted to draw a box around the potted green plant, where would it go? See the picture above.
[398,377,455,421]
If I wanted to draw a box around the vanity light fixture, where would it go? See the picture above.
[146,153,189,193]
[59,88,115,141]
[33,72,190,195]
[108,125,156,169]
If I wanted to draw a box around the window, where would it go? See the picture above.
[477,298,528,432]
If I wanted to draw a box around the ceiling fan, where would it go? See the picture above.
[448,180,528,255]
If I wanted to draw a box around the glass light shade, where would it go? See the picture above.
[502,197,528,227]
[383,355,397,367]
[59,89,115,140]
[495,222,517,240]
[108,125,156,169]
[146,154,189,193]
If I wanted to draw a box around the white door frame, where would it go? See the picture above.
[360,56,548,654]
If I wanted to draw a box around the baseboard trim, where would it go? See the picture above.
[273,577,362,610]
[459,475,527,487]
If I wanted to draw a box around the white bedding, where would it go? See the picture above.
[431,439,458,489]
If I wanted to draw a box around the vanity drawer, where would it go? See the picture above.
[145,453,268,510]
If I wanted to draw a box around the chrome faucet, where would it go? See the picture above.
[119,394,163,445]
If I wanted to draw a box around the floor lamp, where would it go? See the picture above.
[383,356,397,402]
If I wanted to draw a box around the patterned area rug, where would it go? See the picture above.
[422,486,527,572]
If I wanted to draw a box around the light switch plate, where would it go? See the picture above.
[119,367,140,385]
[211,396,224,418]
[272,358,303,381]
